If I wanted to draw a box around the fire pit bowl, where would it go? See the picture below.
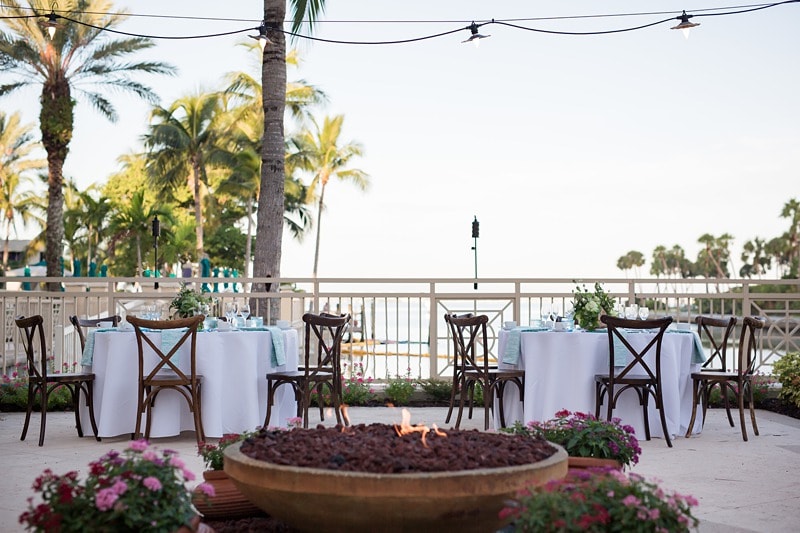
[223,423,568,533]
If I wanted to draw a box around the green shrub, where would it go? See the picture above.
[341,363,376,406]
[773,352,800,408]
[1,369,76,412]
[384,370,416,405]
[417,378,453,402]
[706,372,775,407]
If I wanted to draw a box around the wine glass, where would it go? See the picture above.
[624,304,639,320]
[238,302,251,325]
[225,301,238,327]
[638,306,650,320]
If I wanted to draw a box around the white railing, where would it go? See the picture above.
[2,276,798,380]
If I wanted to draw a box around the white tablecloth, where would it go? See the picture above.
[496,329,703,439]
[81,329,298,438]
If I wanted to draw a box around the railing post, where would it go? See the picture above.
[514,281,521,323]
[429,282,437,379]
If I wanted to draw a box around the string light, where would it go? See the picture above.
[671,11,700,39]
[0,1,797,45]
[248,21,272,50]
[461,21,490,47]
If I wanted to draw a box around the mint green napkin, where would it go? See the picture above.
[502,327,547,365]
[161,328,187,363]
[81,330,96,366]
[265,326,286,366]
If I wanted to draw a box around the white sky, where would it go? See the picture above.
[4,1,799,279]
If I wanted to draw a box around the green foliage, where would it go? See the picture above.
[1,364,79,412]
[503,410,641,470]
[572,282,615,331]
[169,283,212,318]
[706,372,776,407]
[504,470,699,532]
[773,353,800,408]
[341,363,376,406]
[205,225,247,271]
[198,432,255,471]
[417,378,453,402]
[384,370,416,405]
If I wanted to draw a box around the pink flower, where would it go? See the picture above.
[129,440,149,452]
[142,477,162,491]
[95,488,119,511]
[111,480,127,495]
[142,450,158,462]
[169,456,185,469]
[182,468,195,481]
[622,495,640,507]
[196,482,216,497]
[649,508,661,520]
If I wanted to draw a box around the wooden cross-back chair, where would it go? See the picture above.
[446,313,524,430]
[595,315,674,447]
[69,315,121,353]
[15,315,100,446]
[126,315,205,446]
[695,315,738,427]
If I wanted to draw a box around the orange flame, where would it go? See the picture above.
[392,408,446,448]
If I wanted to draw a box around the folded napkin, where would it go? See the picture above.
[161,328,187,363]
[502,327,547,365]
[81,330,97,366]
[669,329,707,364]
[611,335,630,367]
[265,326,286,366]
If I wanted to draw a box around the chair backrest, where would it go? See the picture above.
[601,315,673,382]
[444,313,475,373]
[695,315,737,371]
[15,315,48,381]
[69,315,122,352]
[446,314,490,375]
[126,315,203,384]
[302,312,350,376]
[737,316,765,376]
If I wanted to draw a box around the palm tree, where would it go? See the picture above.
[291,115,368,276]
[64,185,110,270]
[107,190,172,276]
[0,0,175,284]
[254,0,328,291]
[780,198,800,277]
[143,91,233,260]
[0,111,45,269]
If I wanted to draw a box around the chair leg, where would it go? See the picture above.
[594,382,603,419]
[686,379,701,438]
[70,385,84,438]
[21,383,36,442]
[747,380,759,437]
[721,382,735,427]
[737,382,748,442]
[454,378,471,429]
[84,381,100,442]
[444,372,461,424]
[38,385,48,447]
[654,387,672,448]
[640,389,652,441]
[483,381,492,431]
[193,383,205,446]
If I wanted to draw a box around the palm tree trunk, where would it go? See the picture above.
[191,156,205,257]
[40,79,73,289]
[136,235,142,275]
[254,0,287,320]
[312,183,327,277]
[245,196,254,278]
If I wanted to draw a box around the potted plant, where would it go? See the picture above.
[500,468,699,532]
[194,432,261,520]
[19,440,213,532]
[503,410,641,471]
[572,282,615,331]
[169,283,212,319]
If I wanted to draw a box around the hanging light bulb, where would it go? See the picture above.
[670,11,700,39]
[43,6,60,39]
[461,22,490,47]
[249,21,272,51]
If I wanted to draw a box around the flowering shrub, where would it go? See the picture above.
[0,362,73,412]
[19,440,212,532]
[384,369,416,405]
[707,371,776,407]
[572,282,615,331]
[773,352,800,408]
[503,410,641,469]
[502,468,699,532]
[198,432,254,471]
[341,363,376,406]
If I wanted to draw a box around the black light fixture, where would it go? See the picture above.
[42,2,61,39]
[249,21,272,51]
[152,215,160,289]
[671,10,700,39]
[471,216,480,290]
[462,22,490,46]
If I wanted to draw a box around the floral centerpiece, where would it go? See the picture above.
[572,281,615,331]
[500,469,699,532]
[503,410,641,470]
[19,440,213,533]
[169,283,212,318]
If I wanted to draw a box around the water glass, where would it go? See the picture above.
[239,303,251,322]
[624,305,639,320]
[638,306,650,320]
